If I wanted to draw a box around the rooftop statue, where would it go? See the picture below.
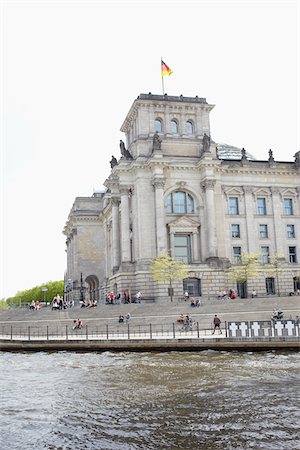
[152,132,162,152]
[120,140,133,159]
[268,149,275,162]
[202,133,211,153]
[110,155,118,168]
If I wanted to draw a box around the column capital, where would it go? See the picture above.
[201,179,216,192]
[152,177,165,189]
[111,196,120,206]
[119,185,131,196]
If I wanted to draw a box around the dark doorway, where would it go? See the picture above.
[237,281,247,298]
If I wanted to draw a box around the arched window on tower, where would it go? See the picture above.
[166,191,194,214]
[155,118,163,133]
[170,119,179,133]
[186,120,194,134]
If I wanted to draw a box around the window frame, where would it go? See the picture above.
[229,197,239,215]
[259,224,268,238]
[261,246,270,264]
[287,224,295,239]
[257,197,267,215]
[170,119,179,134]
[166,191,195,214]
[174,234,192,263]
[231,224,240,238]
[289,246,297,263]
[284,198,294,216]
[186,120,194,134]
[154,118,163,133]
[232,246,242,264]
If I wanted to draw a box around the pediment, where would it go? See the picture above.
[223,186,244,196]
[168,216,200,229]
[253,187,271,197]
[280,188,297,198]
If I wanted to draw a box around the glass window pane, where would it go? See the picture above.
[287,225,295,238]
[166,194,172,213]
[186,121,193,134]
[155,119,162,132]
[284,199,293,215]
[187,194,194,213]
[175,236,188,246]
[171,120,178,133]
[257,198,266,215]
[229,197,239,215]
[173,192,186,213]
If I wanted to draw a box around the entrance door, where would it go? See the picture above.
[183,278,201,296]
[266,277,275,295]
[237,281,247,298]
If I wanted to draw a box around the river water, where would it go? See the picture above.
[1,350,299,450]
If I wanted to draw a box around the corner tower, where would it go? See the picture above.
[120,93,215,158]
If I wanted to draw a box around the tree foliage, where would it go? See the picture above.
[6,280,64,307]
[150,254,189,301]
[226,253,261,297]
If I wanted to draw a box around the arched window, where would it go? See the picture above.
[186,120,194,134]
[170,119,179,133]
[166,191,194,214]
[155,118,163,133]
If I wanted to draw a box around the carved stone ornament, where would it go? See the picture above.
[111,197,120,206]
[152,132,162,152]
[201,179,216,191]
[152,178,165,189]
[202,133,211,153]
[110,155,118,168]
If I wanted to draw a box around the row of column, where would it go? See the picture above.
[110,177,218,271]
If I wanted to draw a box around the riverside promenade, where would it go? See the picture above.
[0,295,299,352]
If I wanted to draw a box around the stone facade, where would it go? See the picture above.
[63,94,300,302]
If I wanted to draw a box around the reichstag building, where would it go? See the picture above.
[63,93,300,302]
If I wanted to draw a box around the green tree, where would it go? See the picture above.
[226,253,261,298]
[267,254,285,296]
[150,254,189,302]
[6,280,64,307]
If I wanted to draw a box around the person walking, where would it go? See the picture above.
[212,314,222,334]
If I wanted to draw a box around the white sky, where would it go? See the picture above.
[1,0,299,299]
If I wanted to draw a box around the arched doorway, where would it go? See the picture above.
[85,275,100,301]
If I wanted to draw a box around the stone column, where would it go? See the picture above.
[202,180,217,257]
[243,186,255,253]
[271,187,284,255]
[120,187,131,262]
[170,231,175,257]
[192,230,199,262]
[153,178,167,255]
[111,197,120,271]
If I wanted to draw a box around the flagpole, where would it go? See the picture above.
[161,58,164,94]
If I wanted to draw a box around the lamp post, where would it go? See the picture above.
[80,272,84,304]
[41,287,48,304]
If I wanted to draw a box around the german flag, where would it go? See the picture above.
[161,60,173,77]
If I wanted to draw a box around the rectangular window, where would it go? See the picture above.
[231,224,240,238]
[257,198,267,215]
[261,246,270,264]
[287,224,295,239]
[259,224,268,238]
[229,197,239,215]
[284,198,293,215]
[233,246,241,263]
[174,235,191,263]
[289,246,297,263]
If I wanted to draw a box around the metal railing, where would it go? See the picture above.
[0,320,299,341]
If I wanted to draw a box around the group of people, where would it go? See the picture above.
[118,313,131,323]
[80,299,97,308]
[105,291,141,304]
[29,300,42,310]
[72,319,84,330]
[52,295,74,310]
[217,290,237,300]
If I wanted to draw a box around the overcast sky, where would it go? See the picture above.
[1,0,299,299]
